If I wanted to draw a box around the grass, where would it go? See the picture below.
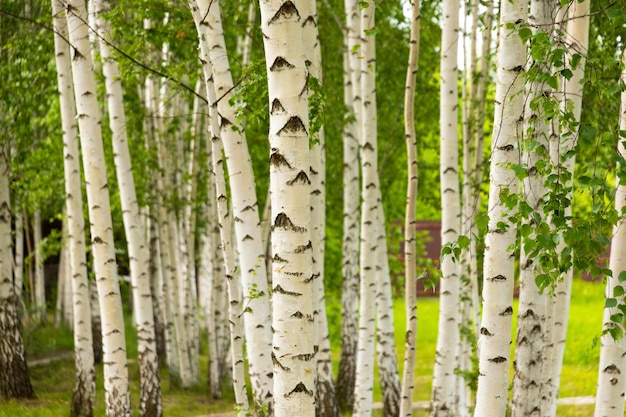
[0,278,605,416]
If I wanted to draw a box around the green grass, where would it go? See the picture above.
[0,278,605,416]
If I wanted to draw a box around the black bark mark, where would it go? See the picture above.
[269,1,301,25]
[269,151,292,169]
[273,212,305,232]
[285,382,314,397]
[277,116,307,136]
[286,170,311,185]
[270,57,295,72]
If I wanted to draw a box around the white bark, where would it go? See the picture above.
[337,0,361,412]
[13,205,24,302]
[259,2,317,417]
[191,1,274,409]
[593,46,626,417]
[300,2,337,416]
[400,1,420,416]
[64,1,131,414]
[0,145,34,399]
[92,0,163,413]
[353,1,379,415]
[511,2,554,416]
[431,1,461,416]
[546,3,589,415]
[51,1,95,413]
[203,62,251,414]
[473,0,527,415]
[33,209,46,323]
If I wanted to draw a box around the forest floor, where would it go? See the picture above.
[12,279,600,417]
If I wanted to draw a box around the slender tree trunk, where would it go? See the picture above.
[353,1,379,415]
[545,3,589,415]
[201,58,251,414]
[191,2,274,410]
[473,0,527,415]
[33,209,46,323]
[92,1,162,413]
[431,1,461,415]
[0,147,34,400]
[511,3,555,416]
[400,1,420,416]
[258,2,316,417]
[51,1,95,414]
[13,204,24,304]
[337,0,361,412]
[300,2,337,416]
[593,46,626,417]
[65,1,131,414]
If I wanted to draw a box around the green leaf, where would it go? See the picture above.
[364,28,378,37]
[605,298,618,308]
[518,27,533,42]
[618,271,626,282]
[614,286,625,297]
[560,68,573,80]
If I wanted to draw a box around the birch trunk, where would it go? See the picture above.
[65,1,131,414]
[431,1,461,415]
[546,3,589,415]
[259,2,316,417]
[300,2,337,416]
[92,1,162,413]
[511,2,554,416]
[202,61,251,414]
[14,205,24,303]
[51,1,95,414]
[337,0,361,412]
[0,147,34,400]
[353,1,379,415]
[593,46,626,417]
[375,205,401,417]
[191,2,274,409]
[400,1,420,416]
[33,209,46,323]
[473,0,527,415]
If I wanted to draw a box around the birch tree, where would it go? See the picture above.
[65,0,131,414]
[51,1,95,414]
[337,0,361,412]
[546,3,589,414]
[33,209,46,323]
[473,0,527,415]
[299,1,337,415]
[593,45,626,417]
[431,0,460,415]
[354,1,380,415]
[400,1,420,416]
[92,0,162,413]
[259,1,316,417]
[190,1,274,409]
[511,2,554,416]
[0,141,34,401]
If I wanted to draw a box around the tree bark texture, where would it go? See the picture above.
[259,2,317,417]
[51,1,95,414]
[65,0,131,413]
[473,1,527,416]
[92,0,162,413]
[400,0,420,416]
[337,0,361,412]
[193,1,274,409]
